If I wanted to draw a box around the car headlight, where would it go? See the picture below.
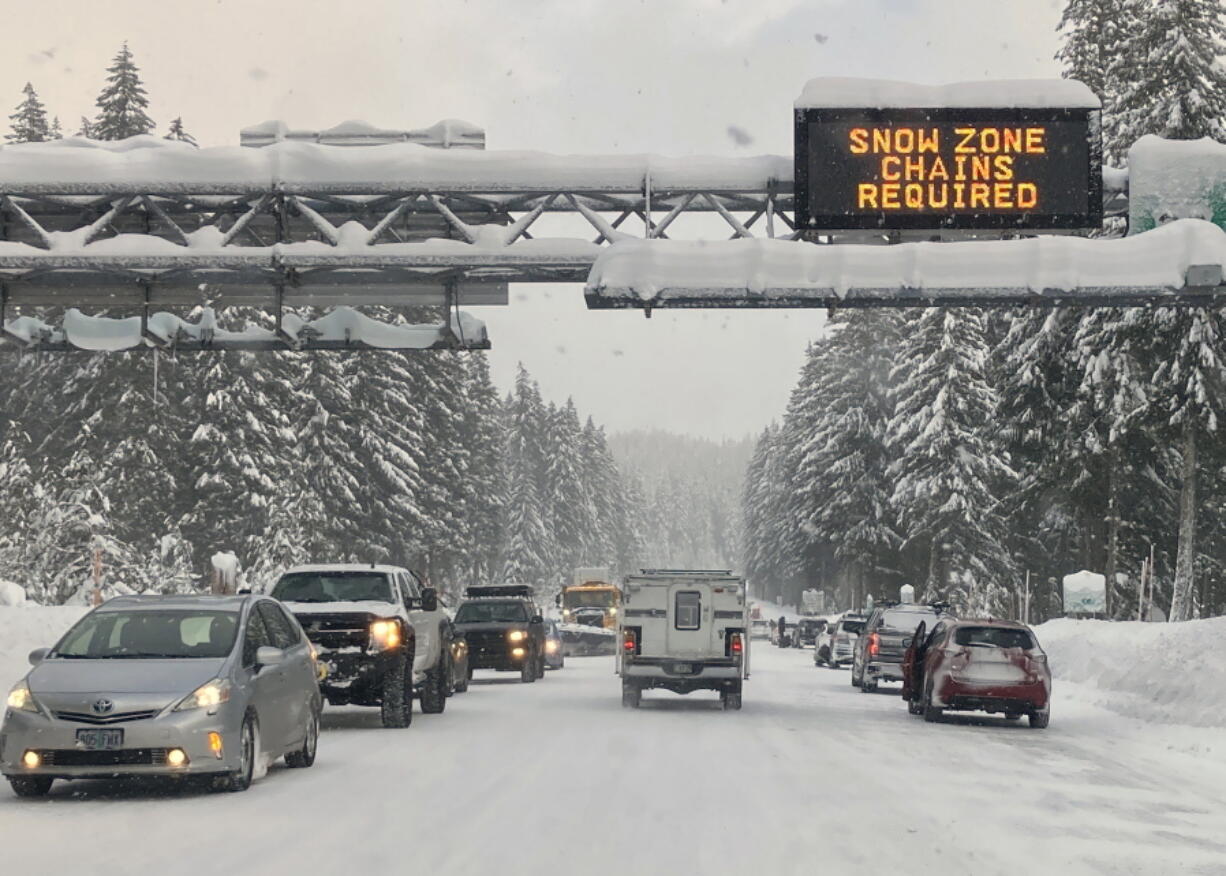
[174,679,231,712]
[6,680,41,714]
[370,619,401,651]
[508,630,527,643]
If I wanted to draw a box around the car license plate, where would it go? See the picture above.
[671,663,692,674]
[76,728,123,750]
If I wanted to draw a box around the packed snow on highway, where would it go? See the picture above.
[2,605,1225,876]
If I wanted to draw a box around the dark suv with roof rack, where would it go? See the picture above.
[453,585,547,683]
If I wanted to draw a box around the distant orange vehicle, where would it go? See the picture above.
[557,568,621,629]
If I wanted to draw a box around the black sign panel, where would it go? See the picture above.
[794,107,1102,231]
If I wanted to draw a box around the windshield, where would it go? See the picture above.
[272,572,394,604]
[841,620,865,635]
[54,610,239,659]
[563,590,618,608]
[954,626,1036,650]
[455,601,529,624]
[879,610,938,633]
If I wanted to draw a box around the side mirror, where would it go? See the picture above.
[28,648,49,666]
[530,615,544,626]
[421,587,439,613]
[255,646,285,668]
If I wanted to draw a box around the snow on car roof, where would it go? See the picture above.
[795,77,1101,109]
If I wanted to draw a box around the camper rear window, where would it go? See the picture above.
[675,591,701,630]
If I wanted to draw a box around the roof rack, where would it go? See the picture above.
[636,569,734,576]
[464,584,534,600]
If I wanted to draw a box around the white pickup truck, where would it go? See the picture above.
[271,564,454,727]
[617,570,749,710]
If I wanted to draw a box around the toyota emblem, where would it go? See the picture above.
[91,698,115,715]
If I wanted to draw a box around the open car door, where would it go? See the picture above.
[900,620,926,703]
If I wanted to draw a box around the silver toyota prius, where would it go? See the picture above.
[1,594,322,798]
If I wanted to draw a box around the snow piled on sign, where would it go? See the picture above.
[795,77,1100,109]
[1037,616,1226,730]
[586,218,1226,301]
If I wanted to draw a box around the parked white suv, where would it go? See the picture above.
[271,565,454,727]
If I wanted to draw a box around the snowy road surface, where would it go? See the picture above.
[3,646,1225,876]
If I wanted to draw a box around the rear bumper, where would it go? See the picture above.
[934,678,1049,711]
[865,659,905,682]
[623,658,742,691]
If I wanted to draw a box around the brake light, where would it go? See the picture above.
[622,630,637,653]
[868,632,880,656]
[730,633,744,655]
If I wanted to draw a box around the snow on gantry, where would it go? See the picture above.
[585,219,1226,308]
[794,77,1101,109]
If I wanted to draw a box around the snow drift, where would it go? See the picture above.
[1036,616,1226,730]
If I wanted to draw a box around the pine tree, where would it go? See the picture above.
[1054,0,1137,163]
[500,462,554,589]
[165,116,198,146]
[1112,0,1226,146]
[543,399,598,583]
[6,82,51,143]
[49,116,62,139]
[76,116,94,138]
[93,42,156,140]
[887,309,1016,613]
[792,311,902,605]
[461,355,508,581]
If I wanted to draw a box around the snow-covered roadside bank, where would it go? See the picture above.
[1037,617,1226,731]
[0,606,87,691]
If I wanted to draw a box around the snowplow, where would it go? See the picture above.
[555,568,621,655]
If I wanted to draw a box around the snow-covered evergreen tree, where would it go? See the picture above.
[92,42,156,140]
[76,116,95,138]
[1112,0,1226,145]
[1055,0,1137,163]
[792,311,902,606]
[500,459,554,589]
[6,82,51,143]
[887,309,1015,612]
[49,116,62,139]
[164,116,197,146]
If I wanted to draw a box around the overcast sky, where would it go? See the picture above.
[2,0,1067,439]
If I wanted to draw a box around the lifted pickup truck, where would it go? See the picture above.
[271,564,454,727]
[618,570,749,710]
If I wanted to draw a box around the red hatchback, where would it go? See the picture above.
[901,619,1051,729]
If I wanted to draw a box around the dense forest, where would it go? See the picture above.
[743,0,1226,623]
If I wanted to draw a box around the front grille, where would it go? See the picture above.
[294,614,372,650]
[53,709,160,725]
[37,748,169,767]
[463,630,508,657]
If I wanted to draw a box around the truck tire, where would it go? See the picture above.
[861,676,878,693]
[380,653,413,728]
[622,682,641,709]
[454,664,469,693]
[521,654,537,683]
[8,777,53,798]
[852,661,863,687]
[536,654,547,679]
[721,686,743,710]
[420,656,448,714]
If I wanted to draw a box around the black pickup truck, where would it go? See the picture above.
[453,585,547,683]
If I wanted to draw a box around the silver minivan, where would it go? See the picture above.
[1,594,321,797]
